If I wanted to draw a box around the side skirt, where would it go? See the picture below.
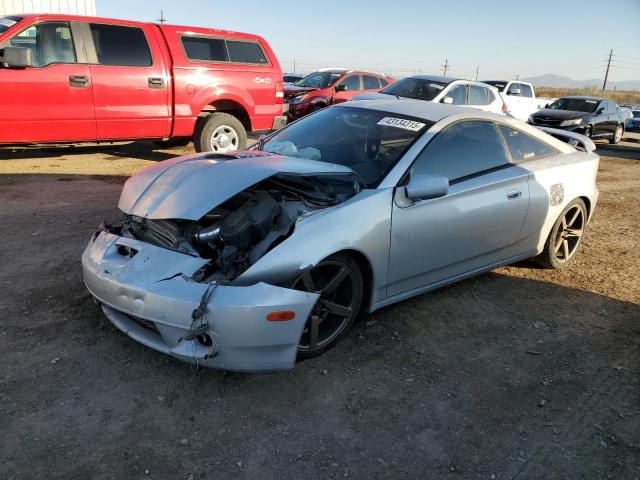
[368,249,538,313]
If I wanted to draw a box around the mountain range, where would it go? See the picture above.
[522,74,640,91]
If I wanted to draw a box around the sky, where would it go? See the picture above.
[98,0,640,82]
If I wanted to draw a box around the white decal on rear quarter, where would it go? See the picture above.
[377,117,426,131]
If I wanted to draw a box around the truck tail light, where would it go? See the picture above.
[275,81,284,104]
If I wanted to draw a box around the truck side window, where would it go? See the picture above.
[89,24,152,67]
[507,83,522,96]
[226,40,267,64]
[10,22,76,67]
[182,36,228,62]
[520,84,533,98]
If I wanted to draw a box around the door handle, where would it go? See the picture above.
[507,190,522,199]
[69,75,89,88]
[148,77,165,89]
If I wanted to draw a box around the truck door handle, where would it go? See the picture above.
[507,190,522,199]
[148,77,165,89]
[69,75,89,88]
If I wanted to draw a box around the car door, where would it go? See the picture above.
[606,101,620,134]
[387,120,530,296]
[331,74,362,104]
[0,20,96,143]
[362,74,382,92]
[467,84,495,112]
[592,101,609,137]
[441,83,467,105]
[82,21,171,140]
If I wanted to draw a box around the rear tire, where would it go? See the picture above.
[610,124,623,144]
[194,112,247,153]
[535,199,587,269]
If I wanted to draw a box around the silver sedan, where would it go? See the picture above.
[82,100,599,371]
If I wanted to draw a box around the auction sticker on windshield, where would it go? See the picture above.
[377,117,426,131]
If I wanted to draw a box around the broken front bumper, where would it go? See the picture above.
[82,231,318,372]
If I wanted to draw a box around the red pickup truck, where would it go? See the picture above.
[0,14,286,152]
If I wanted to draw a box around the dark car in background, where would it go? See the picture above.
[625,109,640,132]
[528,96,626,144]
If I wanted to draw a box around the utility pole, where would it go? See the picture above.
[515,74,519,80]
[293,58,296,74]
[475,64,479,81]
[441,59,450,77]
[603,49,613,91]
[157,10,166,23]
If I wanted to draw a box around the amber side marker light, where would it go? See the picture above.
[266,311,296,321]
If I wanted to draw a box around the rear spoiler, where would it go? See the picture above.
[536,127,596,153]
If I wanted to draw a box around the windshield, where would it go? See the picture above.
[381,78,446,101]
[294,71,343,89]
[0,16,21,34]
[483,81,507,91]
[261,107,432,187]
[548,98,599,113]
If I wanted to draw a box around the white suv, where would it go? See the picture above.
[351,75,507,115]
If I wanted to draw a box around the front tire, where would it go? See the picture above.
[610,124,623,144]
[535,199,587,269]
[194,112,247,153]
[292,253,363,359]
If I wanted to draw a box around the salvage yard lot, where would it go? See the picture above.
[1,139,639,479]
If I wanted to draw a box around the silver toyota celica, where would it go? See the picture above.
[82,100,599,372]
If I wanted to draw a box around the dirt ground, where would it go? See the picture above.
[0,139,638,480]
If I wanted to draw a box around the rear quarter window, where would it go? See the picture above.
[226,40,267,64]
[498,124,557,161]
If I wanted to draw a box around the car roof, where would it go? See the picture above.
[406,75,461,84]
[337,98,481,122]
[561,96,606,102]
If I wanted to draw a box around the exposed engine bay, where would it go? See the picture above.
[102,173,360,283]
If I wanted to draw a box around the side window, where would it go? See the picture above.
[445,85,466,105]
[468,85,489,105]
[363,75,381,90]
[380,78,389,87]
[606,101,617,114]
[411,121,510,182]
[507,83,522,96]
[226,40,268,64]
[181,36,228,62]
[520,84,533,97]
[338,75,361,91]
[497,124,556,161]
[89,24,152,67]
[10,22,76,67]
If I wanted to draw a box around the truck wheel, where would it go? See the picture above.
[194,112,247,153]
[535,198,587,269]
[610,124,623,144]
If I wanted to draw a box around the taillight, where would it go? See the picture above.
[502,101,508,114]
[275,81,284,104]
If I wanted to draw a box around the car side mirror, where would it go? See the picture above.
[596,107,605,115]
[508,88,521,96]
[545,103,550,108]
[334,84,347,92]
[442,96,453,105]
[1,46,34,68]
[405,173,449,201]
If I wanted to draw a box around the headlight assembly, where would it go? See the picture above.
[560,118,584,127]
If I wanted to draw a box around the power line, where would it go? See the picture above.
[441,59,450,76]
[603,49,613,91]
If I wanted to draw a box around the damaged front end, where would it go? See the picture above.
[82,153,361,371]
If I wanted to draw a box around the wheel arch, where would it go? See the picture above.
[329,248,374,313]
[200,99,252,132]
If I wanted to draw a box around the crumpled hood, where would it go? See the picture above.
[118,151,353,220]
